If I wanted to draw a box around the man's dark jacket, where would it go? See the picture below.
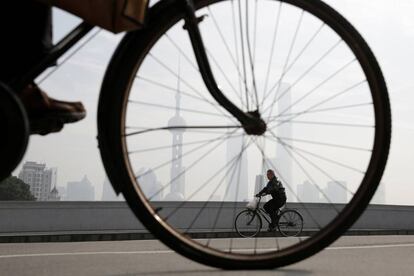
[258,176,286,199]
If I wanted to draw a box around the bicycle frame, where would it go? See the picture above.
[251,197,272,226]
[10,0,261,131]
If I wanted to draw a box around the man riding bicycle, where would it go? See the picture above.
[256,169,287,231]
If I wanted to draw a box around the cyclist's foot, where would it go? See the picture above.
[19,84,86,135]
[267,223,275,232]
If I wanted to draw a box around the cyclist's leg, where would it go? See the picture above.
[264,199,277,228]
[0,1,52,83]
[0,2,85,135]
[275,195,287,216]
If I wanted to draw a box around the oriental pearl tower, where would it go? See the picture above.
[164,57,186,201]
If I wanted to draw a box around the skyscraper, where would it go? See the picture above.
[101,178,125,201]
[66,175,95,201]
[274,82,292,191]
[164,62,186,201]
[136,168,163,201]
[224,135,248,202]
[324,180,347,203]
[254,174,264,195]
[18,161,57,201]
[297,180,320,203]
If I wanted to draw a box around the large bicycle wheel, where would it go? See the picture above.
[98,0,391,269]
[235,209,262,238]
[277,209,303,237]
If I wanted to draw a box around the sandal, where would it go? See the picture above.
[18,83,86,135]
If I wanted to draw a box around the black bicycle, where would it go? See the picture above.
[235,196,303,238]
[1,0,391,270]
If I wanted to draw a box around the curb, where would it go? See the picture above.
[1,229,413,243]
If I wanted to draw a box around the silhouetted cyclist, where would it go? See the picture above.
[256,169,287,231]
[0,1,86,135]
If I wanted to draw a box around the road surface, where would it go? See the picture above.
[1,235,413,275]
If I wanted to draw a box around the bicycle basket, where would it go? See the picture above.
[246,197,259,210]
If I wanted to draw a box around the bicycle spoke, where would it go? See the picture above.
[269,119,373,128]
[146,129,239,200]
[173,137,253,231]
[269,102,373,119]
[128,99,233,119]
[278,139,357,198]
[265,10,304,121]
[205,48,246,107]
[252,139,323,229]
[136,75,222,108]
[238,0,250,110]
[270,80,368,127]
[148,53,236,121]
[262,2,282,100]
[261,22,325,108]
[266,139,365,175]
[207,6,244,84]
[245,0,259,110]
[268,130,340,212]
[125,125,241,137]
[116,0,390,264]
[206,137,249,246]
[265,134,372,152]
[272,58,357,118]
[263,39,343,113]
[133,131,239,193]
[128,133,242,154]
[229,134,248,253]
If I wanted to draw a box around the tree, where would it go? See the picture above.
[0,176,36,200]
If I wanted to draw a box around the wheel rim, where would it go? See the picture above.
[235,210,262,238]
[278,210,303,237]
[101,0,391,268]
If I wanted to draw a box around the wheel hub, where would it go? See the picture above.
[242,110,267,136]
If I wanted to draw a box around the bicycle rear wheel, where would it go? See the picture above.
[98,0,391,269]
[277,209,303,237]
[235,209,262,238]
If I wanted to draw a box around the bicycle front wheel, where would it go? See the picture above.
[235,209,262,238]
[98,0,391,269]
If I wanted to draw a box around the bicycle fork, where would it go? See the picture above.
[179,0,267,135]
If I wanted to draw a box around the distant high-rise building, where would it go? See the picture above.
[136,168,163,201]
[66,175,95,201]
[56,186,66,201]
[297,180,320,203]
[18,161,57,201]
[274,82,293,190]
[254,174,264,195]
[224,135,248,202]
[101,178,125,201]
[324,180,347,203]
[47,186,60,201]
[164,69,186,201]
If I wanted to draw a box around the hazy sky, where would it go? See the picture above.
[13,0,414,204]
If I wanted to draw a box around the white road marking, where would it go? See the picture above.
[327,243,414,250]
[1,243,414,259]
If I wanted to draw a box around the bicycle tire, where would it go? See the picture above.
[277,209,303,237]
[235,209,262,238]
[98,0,391,269]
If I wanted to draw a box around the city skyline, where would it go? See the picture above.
[11,1,414,205]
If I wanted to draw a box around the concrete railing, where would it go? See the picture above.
[1,201,414,235]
